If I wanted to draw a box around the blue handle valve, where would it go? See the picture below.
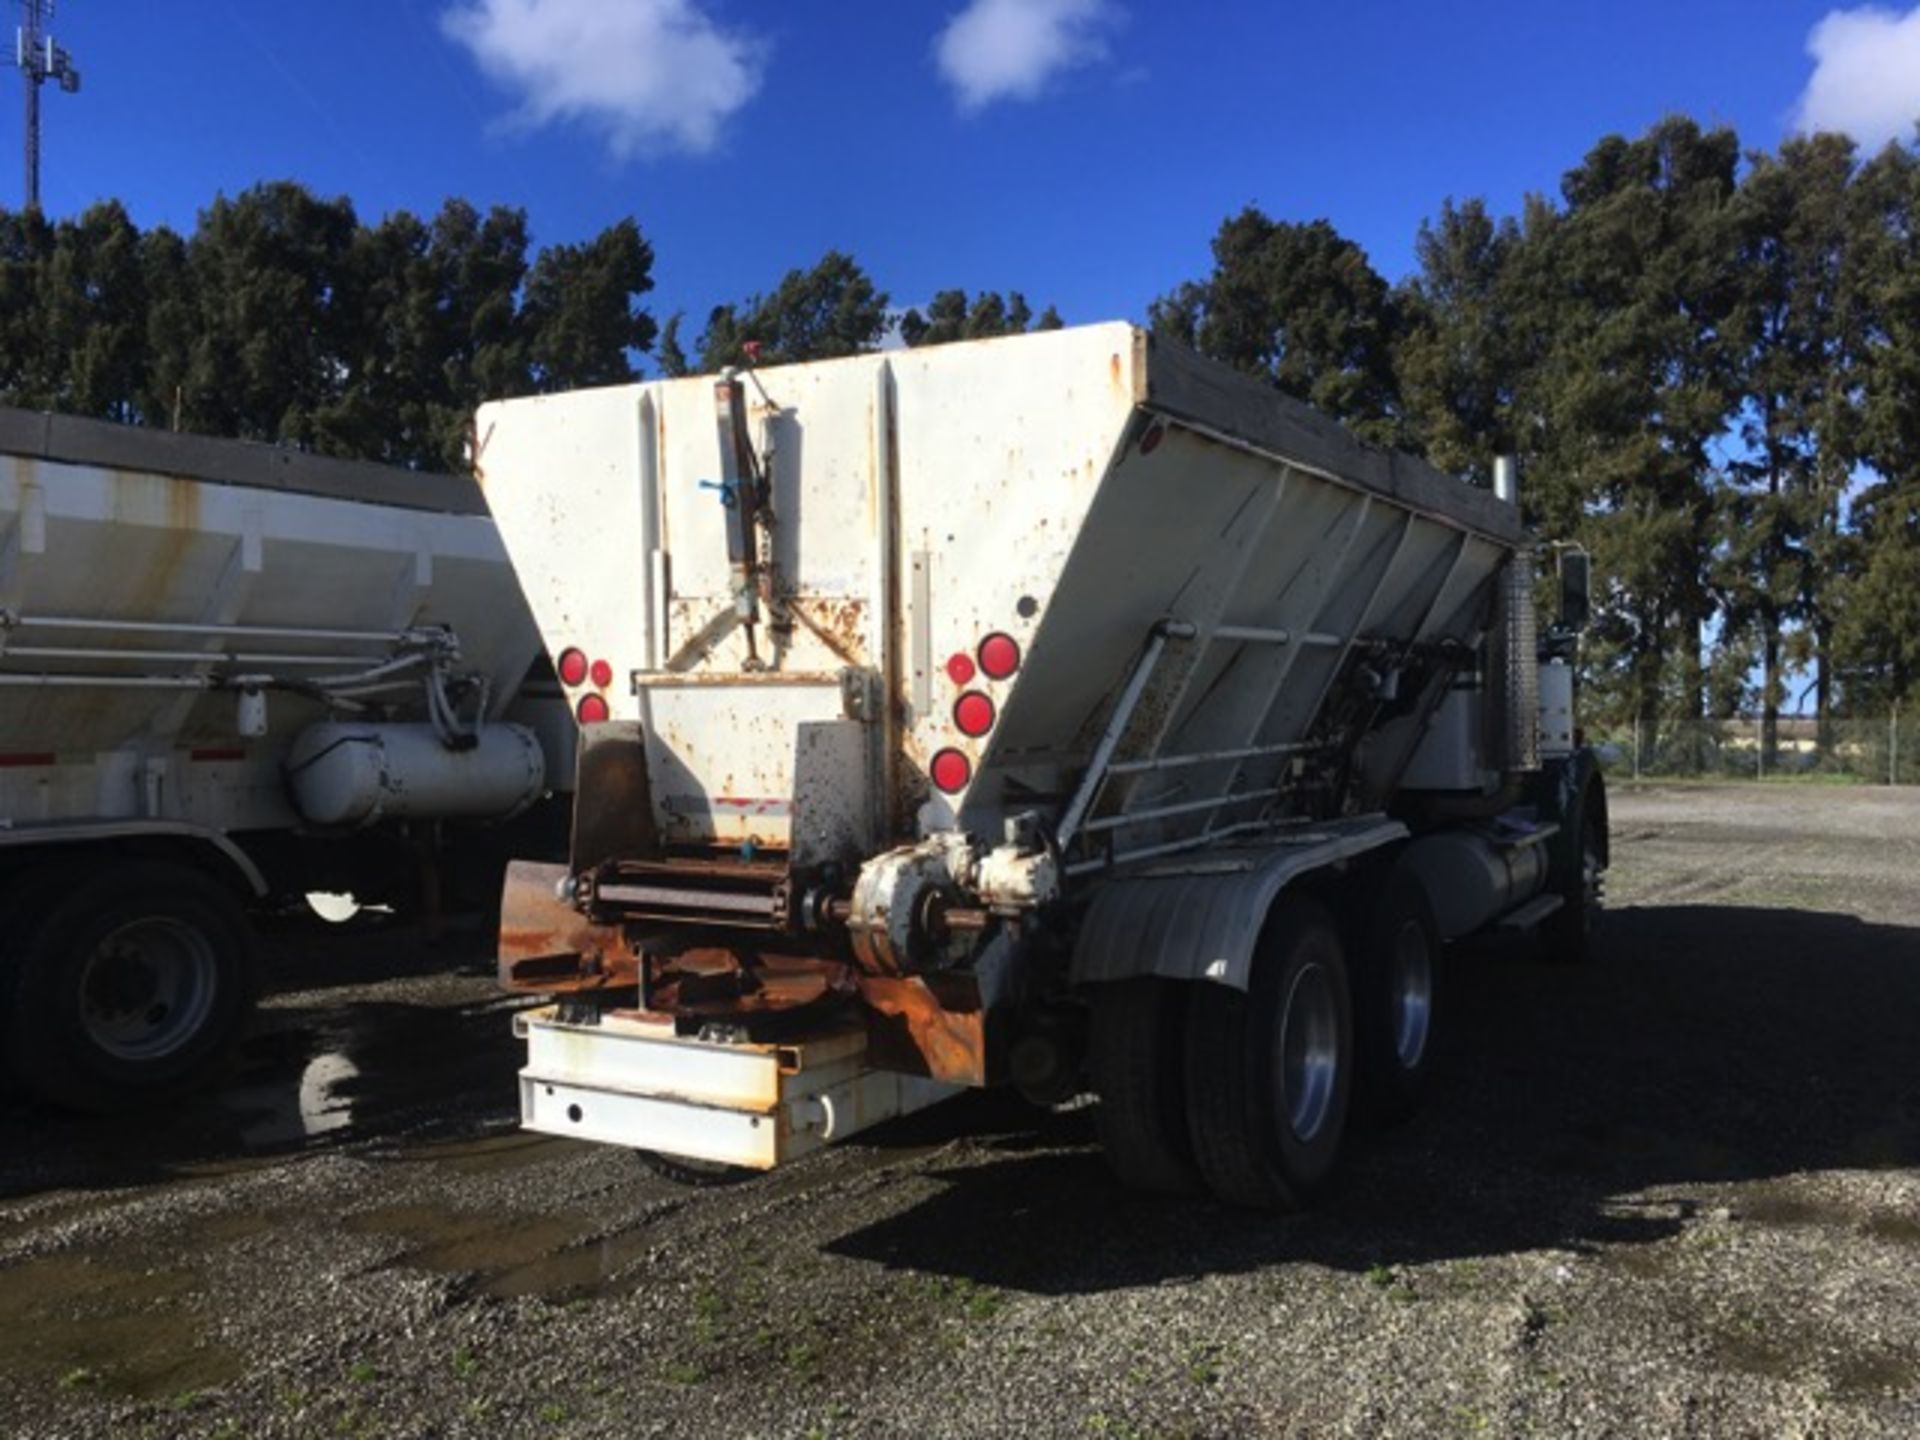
[698,477,740,509]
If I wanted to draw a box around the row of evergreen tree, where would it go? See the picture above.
[0,117,1915,740]
[0,185,657,476]
[1154,119,1919,755]
[0,186,1057,471]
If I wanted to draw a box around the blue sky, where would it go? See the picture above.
[14,1,1920,354]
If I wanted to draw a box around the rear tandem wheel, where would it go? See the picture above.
[1183,893,1354,1209]
[1089,976,1200,1195]
[1349,869,1444,1127]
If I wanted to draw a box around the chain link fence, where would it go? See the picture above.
[1587,713,1916,785]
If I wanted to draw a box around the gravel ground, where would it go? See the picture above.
[2,781,1918,1438]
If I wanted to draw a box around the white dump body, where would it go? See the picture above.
[477,323,1524,870]
[0,410,549,835]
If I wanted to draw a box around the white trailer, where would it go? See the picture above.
[483,323,1608,1207]
[0,409,571,1111]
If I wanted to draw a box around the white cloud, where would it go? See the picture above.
[1794,5,1920,149]
[934,0,1119,112]
[441,0,766,158]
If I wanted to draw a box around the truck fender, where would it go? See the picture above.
[1070,816,1408,991]
[0,819,270,898]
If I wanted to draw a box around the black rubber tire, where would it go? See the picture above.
[635,1150,755,1187]
[1184,893,1352,1209]
[1089,977,1199,1195]
[2,861,258,1113]
[1350,870,1443,1128]
[1542,798,1605,964]
[0,867,58,1098]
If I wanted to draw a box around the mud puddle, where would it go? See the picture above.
[344,1202,663,1302]
[1,989,525,1201]
[368,1129,575,1177]
[1735,1188,1920,1245]
[1709,1317,1917,1401]
[481,1228,662,1299]
[0,1254,241,1402]
[339,1120,969,1304]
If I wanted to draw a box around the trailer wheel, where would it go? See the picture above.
[1184,894,1352,1209]
[1351,871,1442,1127]
[1542,797,1605,964]
[1,862,257,1113]
[635,1151,754,1187]
[0,868,55,1097]
[1089,978,1199,1195]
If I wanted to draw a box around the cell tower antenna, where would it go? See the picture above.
[16,0,80,210]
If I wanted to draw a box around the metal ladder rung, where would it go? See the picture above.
[1205,625,1344,648]
[1106,741,1310,777]
[1079,786,1281,835]
[1210,624,1292,645]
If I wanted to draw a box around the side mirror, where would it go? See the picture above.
[1557,549,1591,631]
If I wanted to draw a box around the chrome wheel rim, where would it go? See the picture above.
[1390,921,1433,1069]
[1278,960,1339,1143]
[78,918,218,1062]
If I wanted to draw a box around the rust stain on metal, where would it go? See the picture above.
[607,855,787,883]
[115,472,201,617]
[856,972,992,1087]
[786,594,867,668]
[930,904,990,934]
[649,948,851,1021]
[591,849,793,929]
[497,860,639,993]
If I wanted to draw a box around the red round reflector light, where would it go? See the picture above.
[576,693,610,724]
[978,632,1021,681]
[589,657,614,689]
[930,748,971,793]
[954,691,995,737]
[946,652,977,686]
[557,647,589,686]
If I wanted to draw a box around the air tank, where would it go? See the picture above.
[286,722,546,829]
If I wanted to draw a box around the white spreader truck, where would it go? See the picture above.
[1,409,570,1111]
[484,322,1606,1207]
